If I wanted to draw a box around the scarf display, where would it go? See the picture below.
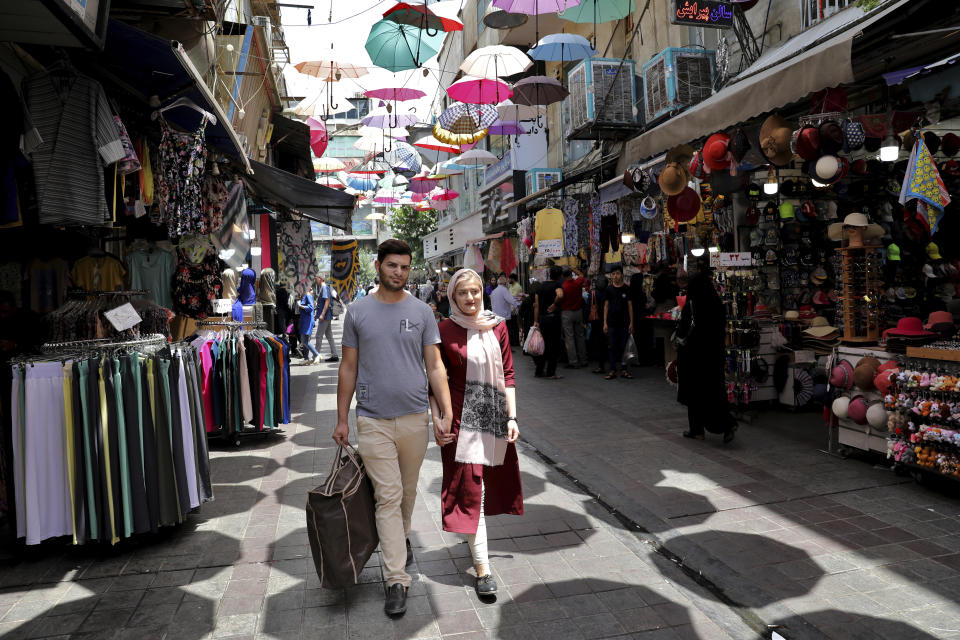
[447,268,508,466]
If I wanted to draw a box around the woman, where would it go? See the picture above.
[588,275,609,374]
[431,268,523,599]
[296,286,320,364]
[674,270,737,443]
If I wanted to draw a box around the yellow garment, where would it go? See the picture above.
[509,282,523,298]
[146,357,156,433]
[99,362,119,545]
[604,248,623,264]
[140,138,154,206]
[534,208,565,256]
[63,362,77,544]
[71,256,127,292]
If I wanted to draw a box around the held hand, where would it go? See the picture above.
[434,414,455,447]
[332,421,350,446]
[629,324,634,334]
[506,419,519,443]
[603,323,609,335]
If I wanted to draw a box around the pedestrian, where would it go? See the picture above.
[556,266,588,368]
[508,273,523,300]
[588,275,609,374]
[332,239,454,617]
[629,272,650,365]
[418,276,436,303]
[296,286,321,364]
[675,270,738,443]
[533,265,563,379]
[489,274,519,331]
[603,266,634,379]
[313,275,339,362]
[432,268,522,599]
[435,281,450,318]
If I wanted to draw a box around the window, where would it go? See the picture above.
[326,136,365,158]
[802,0,853,28]
[477,0,489,36]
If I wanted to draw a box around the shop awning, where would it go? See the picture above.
[102,20,251,173]
[243,159,356,230]
[271,114,314,179]
[621,0,910,165]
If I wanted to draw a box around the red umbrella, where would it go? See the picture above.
[363,87,427,101]
[430,188,459,201]
[382,2,464,33]
[306,117,329,157]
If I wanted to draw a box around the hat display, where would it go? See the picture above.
[730,127,752,163]
[666,186,701,222]
[924,131,941,155]
[764,228,778,246]
[851,158,868,175]
[866,402,889,429]
[759,114,794,166]
[658,163,688,196]
[702,132,732,171]
[942,160,960,176]
[745,205,760,225]
[925,310,954,328]
[818,120,844,155]
[624,165,650,193]
[848,396,868,425]
[801,201,816,219]
[927,242,943,260]
[779,202,795,220]
[942,132,960,157]
[830,359,855,389]
[875,369,898,395]
[749,229,762,247]
[814,155,849,183]
[852,357,881,390]
[883,317,935,338]
[793,126,820,161]
[827,212,884,241]
[784,310,800,321]
[812,290,830,305]
[765,249,778,264]
[689,150,708,180]
[746,182,761,199]
[665,144,695,166]
[640,196,658,219]
[832,396,850,418]
[886,243,901,261]
[843,119,865,151]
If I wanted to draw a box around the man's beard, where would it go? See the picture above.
[377,265,408,292]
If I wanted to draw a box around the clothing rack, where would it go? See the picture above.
[68,290,149,299]
[39,334,168,355]
[197,320,267,329]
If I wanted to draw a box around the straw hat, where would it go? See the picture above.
[759,114,794,166]
[658,163,688,196]
[827,213,884,241]
[803,316,837,337]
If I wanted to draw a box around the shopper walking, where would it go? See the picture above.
[557,266,588,368]
[489,275,519,342]
[629,273,651,365]
[603,266,634,379]
[297,286,320,364]
[332,239,453,617]
[533,266,563,378]
[675,270,737,443]
[313,275,339,362]
[432,268,522,599]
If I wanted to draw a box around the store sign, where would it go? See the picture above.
[718,252,752,267]
[670,0,734,28]
[484,153,512,189]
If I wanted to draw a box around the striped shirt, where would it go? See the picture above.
[23,73,124,226]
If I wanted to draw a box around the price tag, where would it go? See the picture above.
[212,299,233,315]
[104,303,143,332]
[537,238,563,258]
[719,252,753,267]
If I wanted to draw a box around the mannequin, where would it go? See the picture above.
[221,268,243,321]
[238,267,257,305]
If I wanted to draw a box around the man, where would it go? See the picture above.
[435,281,450,318]
[490,275,519,345]
[333,239,453,617]
[553,266,588,367]
[532,265,564,378]
[417,276,435,304]
[603,266,635,379]
[508,273,523,300]
[314,275,339,362]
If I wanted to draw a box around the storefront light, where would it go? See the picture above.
[691,247,705,257]
[880,133,900,162]
[708,246,719,254]
[763,166,778,195]
[811,178,827,188]
[621,232,635,244]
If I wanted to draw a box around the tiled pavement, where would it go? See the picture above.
[0,322,759,640]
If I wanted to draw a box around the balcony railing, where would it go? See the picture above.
[802,0,854,29]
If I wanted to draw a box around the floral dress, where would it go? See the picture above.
[156,119,208,237]
[172,246,221,319]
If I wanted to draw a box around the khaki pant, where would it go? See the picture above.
[356,411,429,587]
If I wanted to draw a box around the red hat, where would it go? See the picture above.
[875,369,898,395]
[941,160,960,176]
[877,359,899,374]
[702,133,732,171]
[848,396,868,425]
[925,310,954,328]
[801,201,816,218]
[851,158,868,175]
[943,132,960,157]
[883,317,935,338]
[689,150,709,179]
[667,187,701,223]
[793,125,820,161]
[830,359,855,389]
[799,305,817,319]
[745,206,760,226]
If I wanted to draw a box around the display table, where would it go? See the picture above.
[831,345,896,455]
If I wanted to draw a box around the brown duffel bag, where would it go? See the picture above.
[306,444,379,588]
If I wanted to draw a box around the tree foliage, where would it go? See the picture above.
[385,205,438,268]
[357,246,377,287]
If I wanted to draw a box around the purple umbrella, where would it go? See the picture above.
[493,0,582,43]
[487,121,527,136]
[364,87,427,102]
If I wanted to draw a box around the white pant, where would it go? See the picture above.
[314,318,338,356]
[466,481,488,569]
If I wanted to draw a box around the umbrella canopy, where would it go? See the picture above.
[455,148,498,166]
[438,103,499,129]
[382,141,423,172]
[415,200,434,211]
[408,172,441,194]
[363,87,426,101]
[433,122,488,146]
[354,135,389,153]
[430,188,460,201]
[493,0,581,12]
[315,176,345,188]
[487,121,527,136]
[433,161,465,175]
[383,2,464,32]
[362,108,419,129]
[365,19,445,72]
[305,117,329,157]
[413,134,461,153]
[314,157,346,173]
[560,0,634,23]
[529,33,597,62]
[351,159,391,174]
[289,91,353,118]
[373,189,401,204]
[484,3,529,29]
[447,76,513,105]
[460,45,533,80]
[344,174,379,191]
[497,99,545,121]
[294,59,368,80]
[512,75,569,105]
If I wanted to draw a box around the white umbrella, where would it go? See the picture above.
[313,157,346,172]
[460,45,532,80]
[497,99,545,122]
[455,148,498,165]
[288,88,354,118]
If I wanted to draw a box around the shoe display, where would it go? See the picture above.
[384,583,407,616]
[475,574,498,596]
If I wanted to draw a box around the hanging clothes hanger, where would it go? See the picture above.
[153,97,217,126]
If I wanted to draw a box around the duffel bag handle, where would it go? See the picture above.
[323,443,366,496]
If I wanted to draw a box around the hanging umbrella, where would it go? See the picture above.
[487,121,527,136]
[373,189,401,204]
[560,0,635,46]
[447,76,513,105]
[351,159,391,175]
[438,103,499,129]
[316,176,345,189]
[314,157,346,173]
[512,75,569,106]
[492,0,583,42]
[344,174,379,191]
[354,135,389,153]
[497,99,545,122]
[455,148,498,166]
[382,2,464,33]
[413,134,461,153]
[433,161,465,175]
[460,45,533,80]
[294,59,368,80]
[362,108,419,129]
[289,90,353,118]
[433,122,488,146]
[484,3,529,29]
[408,171,441,194]
[383,141,423,172]
[363,87,427,102]
[430,188,460,201]
[365,19,446,72]
[528,33,597,62]
[305,117,329,157]
[415,200,434,211]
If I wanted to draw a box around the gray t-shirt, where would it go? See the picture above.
[341,294,441,419]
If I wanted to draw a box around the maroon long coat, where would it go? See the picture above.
[437,319,524,534]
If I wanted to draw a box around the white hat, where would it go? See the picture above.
[828,212,884,241]
[832,396,850,419]
[866,402,889,429]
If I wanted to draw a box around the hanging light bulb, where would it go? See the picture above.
[690,237,705,257]
[708,245,720,254]
[763,165,779,195]
[621,232,635,244]
[880,133,900,162]
[811,177,827,188]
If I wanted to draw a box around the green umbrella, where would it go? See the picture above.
[560,0,635,46]
[365,19,446,72]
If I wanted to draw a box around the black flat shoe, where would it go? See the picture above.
[723,424,738,444]
[384,583,407,616]
[475,574,498,597]
[405,538,413,567]
[682,431,705,440]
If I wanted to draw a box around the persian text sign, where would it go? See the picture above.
[718,252,752,267]
[671,0,734,28]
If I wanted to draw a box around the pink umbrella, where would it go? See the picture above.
[430,188,459,201]
[447,76,513,105]
[364,87,427,101]
[408,171,441,194]
[306,117,329,157]
[374,191,400,204]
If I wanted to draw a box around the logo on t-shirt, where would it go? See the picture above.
[400,318,420,333]
[357,383,369,402]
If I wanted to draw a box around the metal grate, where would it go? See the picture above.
[643,57,667,122]
[674,54,713,106]
[567,64,589,132]
[592,61,633,123]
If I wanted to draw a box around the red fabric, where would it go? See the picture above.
[200,341,216,432]
[436,320,523,534]
[560,276,585,311]
[500,237,518,277]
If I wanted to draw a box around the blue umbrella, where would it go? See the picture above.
[365,19,446,72]
[529,33,597,62]
[344,174,379,191]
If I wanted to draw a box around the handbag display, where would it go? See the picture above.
[306,444,379,588]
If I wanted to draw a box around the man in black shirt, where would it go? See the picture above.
[533,265,563,378]
[603,266,634,379]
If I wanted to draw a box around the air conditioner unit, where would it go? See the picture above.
[526,169,561,196]
[642,47,715,123]
[566,58,637,135]
[251,16,273,51]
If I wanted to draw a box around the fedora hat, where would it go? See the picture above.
[883,317,935,338]
[666,186,701,223]
[925,310,953,328]
[818,120,844,155]
[827,212,884,240]
[702,132,732,171]
[759,114,794,166]
[804,316,837,338]
[665,144,694,166]
[658,163,688,196]
[792,125,820,161]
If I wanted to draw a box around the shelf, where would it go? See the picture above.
[905,347,960,362]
